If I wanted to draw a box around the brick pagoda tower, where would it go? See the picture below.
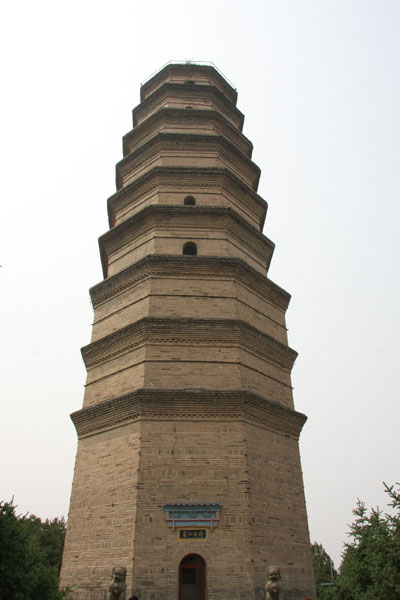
[60,63,316,600]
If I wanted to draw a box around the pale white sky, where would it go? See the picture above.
[1,0,399,570]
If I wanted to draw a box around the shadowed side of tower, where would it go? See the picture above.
[60,63,316,600]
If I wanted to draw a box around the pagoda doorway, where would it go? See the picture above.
[179,554,206,600]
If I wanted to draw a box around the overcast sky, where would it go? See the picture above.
[1,0,399,570]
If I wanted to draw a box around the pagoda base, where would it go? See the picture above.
[60,390,316,599]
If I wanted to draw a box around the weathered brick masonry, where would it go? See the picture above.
[60,63,316,600]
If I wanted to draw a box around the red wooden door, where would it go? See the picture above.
[179,554,206,600]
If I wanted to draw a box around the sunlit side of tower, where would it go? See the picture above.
[60,63,316,600]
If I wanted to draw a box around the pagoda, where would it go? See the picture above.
[60,62,316,600]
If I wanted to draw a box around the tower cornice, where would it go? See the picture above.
[133,82,244,130]
[71,389,307,440]
[98,205,274,278]
[115,132,261,191]
[107,166,267,230]
[123,107,253,158]
[140,63,238,104]
[81,317,298,372]
[89,255,290,312]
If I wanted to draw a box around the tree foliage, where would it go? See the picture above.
[337,482,400,600]
[0,499,67,600]
[311,542,337,600]
[24,515,66,571]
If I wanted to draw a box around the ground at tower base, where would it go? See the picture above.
[59,62,317,600]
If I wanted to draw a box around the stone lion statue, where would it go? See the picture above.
[265,565,283,600]
[108,566,127,600]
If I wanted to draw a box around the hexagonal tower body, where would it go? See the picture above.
[60,63,316,600]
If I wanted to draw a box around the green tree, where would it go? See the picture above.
[0,499,68,600]
[338,482,400,600]
[0,500,33,599]
[24,515,66,572]
[311,542,337,599]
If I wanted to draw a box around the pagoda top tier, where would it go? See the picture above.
[140,62,238,105]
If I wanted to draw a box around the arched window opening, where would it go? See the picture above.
[184,196,196,206]
[179,554,206,600]
[183,242,197,256]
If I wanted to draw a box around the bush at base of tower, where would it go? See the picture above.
[0,499,69,600]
